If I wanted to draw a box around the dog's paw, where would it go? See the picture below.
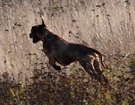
[54,66,61,71]
[55,66,61,73]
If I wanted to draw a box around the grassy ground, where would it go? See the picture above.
[0,54,135,105]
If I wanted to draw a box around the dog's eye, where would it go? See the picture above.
[31,28,36,33]
[32,26,39,31]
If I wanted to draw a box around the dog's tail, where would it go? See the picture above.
[96,51,106,67]
[99,53,106,67]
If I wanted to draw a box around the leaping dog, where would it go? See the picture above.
[29,16,108,83]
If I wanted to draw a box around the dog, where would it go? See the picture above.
[29,16,108,83]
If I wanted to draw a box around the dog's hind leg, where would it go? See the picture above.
[93,58,102,75]
[78,56,100,81]
[94,59,108,83]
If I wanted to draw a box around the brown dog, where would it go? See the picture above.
[29,16,108,83]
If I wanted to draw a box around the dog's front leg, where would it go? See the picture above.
[49,58,61,72]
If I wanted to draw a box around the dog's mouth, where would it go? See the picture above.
[29,33,40,43]
[33,39,38,43]
[29,33,33,38]
[29,33,35,43]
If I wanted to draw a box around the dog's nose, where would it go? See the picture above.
[29,34,33,38]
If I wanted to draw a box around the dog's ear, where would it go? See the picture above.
[41,15,46,27]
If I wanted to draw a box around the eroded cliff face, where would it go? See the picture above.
[0,0,135,80]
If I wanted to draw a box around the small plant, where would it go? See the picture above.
[80,0,87,7]
[53,5,60,10]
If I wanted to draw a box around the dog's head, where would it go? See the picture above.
[29,16,47,43]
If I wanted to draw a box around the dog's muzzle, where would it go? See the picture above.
[29,33,33,38]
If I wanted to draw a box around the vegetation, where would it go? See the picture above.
[0,54,135,105]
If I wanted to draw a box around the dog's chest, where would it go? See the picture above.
[55,57,74,66]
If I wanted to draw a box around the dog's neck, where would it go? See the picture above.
[43,30,50,38]
[41,30,52,42]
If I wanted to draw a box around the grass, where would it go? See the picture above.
[0,54,135,105]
